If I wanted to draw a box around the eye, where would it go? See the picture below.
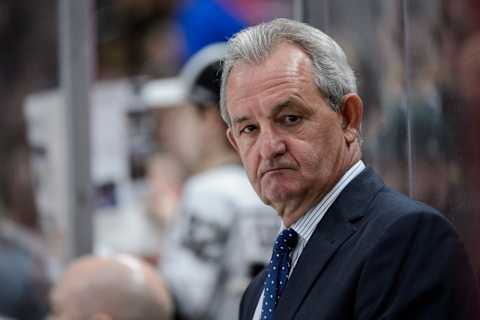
[239,124,257,135]
[282,114,302,125]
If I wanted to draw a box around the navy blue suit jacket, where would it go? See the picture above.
[239,168,479,319]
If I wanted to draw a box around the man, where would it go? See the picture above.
[50,255,173,320]
[220,18,480,319]
[148,43,278,320]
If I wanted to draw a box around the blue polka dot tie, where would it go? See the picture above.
[261,228,298,320]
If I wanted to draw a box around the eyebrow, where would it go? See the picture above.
[271,100,293,115]
[231,99,298,126]
[232,115,250,126]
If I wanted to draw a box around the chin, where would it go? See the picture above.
[263,185,298,205]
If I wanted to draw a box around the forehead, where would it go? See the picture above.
[226,42,317,117]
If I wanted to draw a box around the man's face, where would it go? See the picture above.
[226,42,351,220]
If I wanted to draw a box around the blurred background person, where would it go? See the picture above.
[141,77,191,239]
[50,254,174,320]
[0,140,51,319]
[142,43,279,320]
[0,227,50,320]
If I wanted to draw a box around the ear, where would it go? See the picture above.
[226,128,239,152]
[340,93,363,145]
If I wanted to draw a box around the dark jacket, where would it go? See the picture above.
[239,168,479,320]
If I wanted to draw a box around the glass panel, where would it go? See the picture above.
[305,0,411,195]
[304,0,480,272]
[406,0,480,270]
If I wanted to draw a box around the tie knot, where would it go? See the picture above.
[273,228,298,253]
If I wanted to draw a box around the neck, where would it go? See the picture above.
[277,202,314,227]
[275,184,332,227]
[278,146,362,227]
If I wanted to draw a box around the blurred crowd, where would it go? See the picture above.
[1,0,480,319]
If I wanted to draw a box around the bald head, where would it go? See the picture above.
[50,255,173,320]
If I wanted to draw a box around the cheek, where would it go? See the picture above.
[291,134,339,175]
[289,138,320,165]
[238,147,260,183]
[242,153,258,180]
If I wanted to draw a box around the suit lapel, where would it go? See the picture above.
[275,168,384,320]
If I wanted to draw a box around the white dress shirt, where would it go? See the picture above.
[252,161,366,320]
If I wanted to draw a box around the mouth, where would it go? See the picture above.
[260,167,292,178]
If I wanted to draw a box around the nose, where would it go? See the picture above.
[258,127,287,160]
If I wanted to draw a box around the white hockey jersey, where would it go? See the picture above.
[161,164,279,320]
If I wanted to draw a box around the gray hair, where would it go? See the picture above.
[220,18,357,127]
